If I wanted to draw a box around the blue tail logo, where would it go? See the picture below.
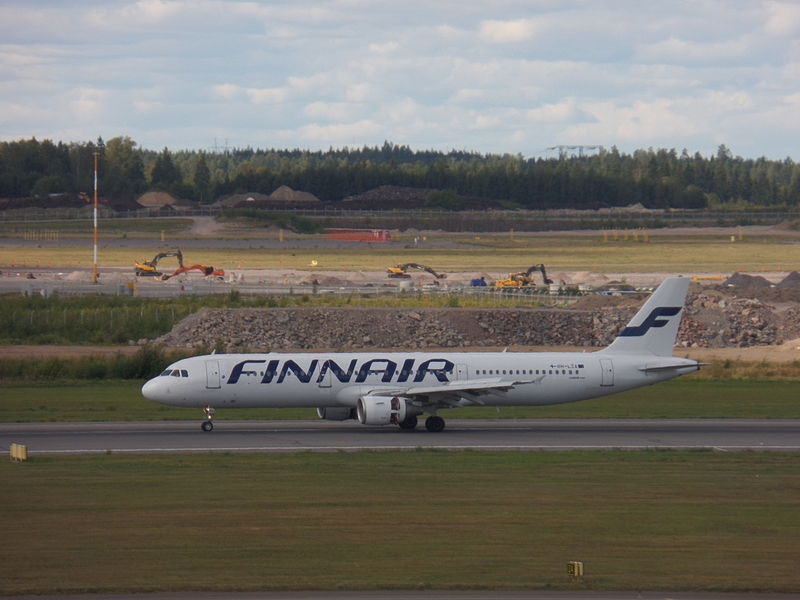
[619,306,681,337]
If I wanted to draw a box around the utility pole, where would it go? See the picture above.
[91,148,100,284]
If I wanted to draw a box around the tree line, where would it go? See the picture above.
[1,137,799,210]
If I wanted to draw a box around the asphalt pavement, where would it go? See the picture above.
[2,418,799,455]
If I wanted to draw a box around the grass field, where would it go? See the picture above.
[0,218,193,235]
[2,233,799,272]
[2,378,799,422]
[1,451,798,594]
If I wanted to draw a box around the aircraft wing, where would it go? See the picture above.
[366,376,543,405]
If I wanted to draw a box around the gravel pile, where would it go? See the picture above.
[154,286,800,351]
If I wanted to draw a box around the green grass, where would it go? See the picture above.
[0,380,314,422]
[2,232,800,271]
[1,451,798,594]
[2,378,799,422]
[0,293,574,346]
[0,218,192,235]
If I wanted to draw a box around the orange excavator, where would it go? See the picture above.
[161,264,224,280]
[134,249,224,280]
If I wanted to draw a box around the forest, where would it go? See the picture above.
[1,136,799,210]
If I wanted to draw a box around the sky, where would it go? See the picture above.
[1,0,799,159]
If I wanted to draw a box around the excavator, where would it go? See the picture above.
[494,264,553,288]
[135,250,184,277]
[161,264,225,280]
[387,263,447,279]
[135,249,224,280]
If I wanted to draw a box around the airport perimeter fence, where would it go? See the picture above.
[2,205,799,231]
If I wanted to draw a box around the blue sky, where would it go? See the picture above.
[2,0,799,158]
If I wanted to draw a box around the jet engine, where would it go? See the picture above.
[316,407,355,421]
[356,395,408,426]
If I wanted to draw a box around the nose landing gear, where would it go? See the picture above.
[201,406,216,431]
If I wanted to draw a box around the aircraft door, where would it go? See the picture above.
[456,363,468,380]
[205,360,221,389]
[600,358,614,387]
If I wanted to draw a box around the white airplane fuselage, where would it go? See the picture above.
[141,277,701,431]
[143,351,697,409]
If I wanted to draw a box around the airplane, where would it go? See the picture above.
[141,276,701,432]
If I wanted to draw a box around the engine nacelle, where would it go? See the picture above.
[356,395,408,426]
[316,407,355,421]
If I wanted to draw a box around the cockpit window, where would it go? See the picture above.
[160,368,189,377]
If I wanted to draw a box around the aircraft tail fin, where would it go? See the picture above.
[602,277,690,357]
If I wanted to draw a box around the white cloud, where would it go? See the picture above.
[303,101,360,122]
[526,98,579,123]
[638,36,752,64]
[245,87,288,104]
[368,41,399,54]
[69,87,111,120]
[478,18,540,43]
[565,99,697,145]
[345,83,375,102]
[295,120,381,143]
[0,0,798,158]
[87,0,186,28]
[763,1,800,36]
[210,84,241,100]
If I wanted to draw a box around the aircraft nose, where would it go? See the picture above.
[141,377,165,402]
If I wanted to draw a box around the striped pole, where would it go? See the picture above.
[92,151,99,284]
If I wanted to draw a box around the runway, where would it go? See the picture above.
[2,418,799,455]
[6,591,800,600]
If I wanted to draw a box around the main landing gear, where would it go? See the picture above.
[201,406,216,431]
[397,414,446,432]
[425,415,445,433]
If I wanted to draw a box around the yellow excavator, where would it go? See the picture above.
[494,264,553,288]
[387,263,447,279]
[135,250,184,277]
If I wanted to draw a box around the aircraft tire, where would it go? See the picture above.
[201,421,214,432]
[398,415,418,430]
[425,416,445,433]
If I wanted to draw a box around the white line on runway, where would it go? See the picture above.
[27,444,800,454]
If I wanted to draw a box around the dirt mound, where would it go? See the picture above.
[777,271,800,288]
[724,272,772,287]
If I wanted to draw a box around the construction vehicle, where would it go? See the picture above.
[135,249,224,280]
[494,264,553,288]
[161,264,224,280]
[135,250,184,277]
[387,263,447,279]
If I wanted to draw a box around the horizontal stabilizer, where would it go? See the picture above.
[638,360,705,372]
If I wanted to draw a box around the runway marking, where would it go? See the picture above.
[27,444,800,455]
